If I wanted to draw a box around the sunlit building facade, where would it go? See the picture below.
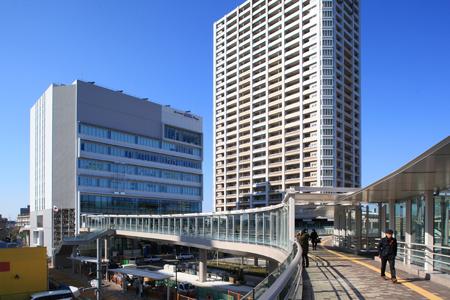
[214,0,361,211]
[29,80,203,256]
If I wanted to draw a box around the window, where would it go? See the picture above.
[78,123,200,157]
[323,29,333,37]
[80,141,201,169]
[323,59,333,66]
[78,158,201,182]
[80,194,201,214]
[165,125,202,146]
[78,176,201,196]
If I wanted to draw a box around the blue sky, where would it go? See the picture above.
[0,0,449,219]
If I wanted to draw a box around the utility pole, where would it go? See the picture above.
[96,238,102,300]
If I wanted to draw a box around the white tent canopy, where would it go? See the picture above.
[68,256,108,264]
[108,267,171,280]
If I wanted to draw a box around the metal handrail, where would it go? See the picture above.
[434,244,450,250]
[241,241,302,300]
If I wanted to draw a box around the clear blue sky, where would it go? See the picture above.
[0,0,449,219]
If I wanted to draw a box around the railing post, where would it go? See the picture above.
[288,196,295,245]
[354,205,362,254]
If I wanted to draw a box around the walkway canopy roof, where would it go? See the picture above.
[62,229,116,246]
[343,136,450,203]
[108,267,171,280]
[68,256,108,264]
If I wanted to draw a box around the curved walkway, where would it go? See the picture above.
[302,238,449,300]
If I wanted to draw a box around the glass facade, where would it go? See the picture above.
[411,195,425,244]
[434,192,450,273]
[78,159,201,183]
[395,201,406,242]
[80,141,201,169]
[78,175,201,196]
[78,123,203,217]
[80,194,201,214]
[79,123,201,157]
[164,125,202,146]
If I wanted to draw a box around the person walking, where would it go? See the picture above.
[299,229,310,268]
[310,229,319,250]
[378,229,398,283]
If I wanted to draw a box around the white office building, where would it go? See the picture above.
[30,80,203,257]
[214,0,361,211]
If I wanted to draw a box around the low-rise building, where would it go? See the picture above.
[0,247,48,299]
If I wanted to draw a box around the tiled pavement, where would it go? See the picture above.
[302,241,450,300]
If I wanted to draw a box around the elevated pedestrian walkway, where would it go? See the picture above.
[302,238,450,300]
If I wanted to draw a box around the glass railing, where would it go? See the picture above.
[81,197,302,299]
[82,202,291,250]
[241,241,302,300]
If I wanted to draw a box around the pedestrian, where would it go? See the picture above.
[121,275,127,294]
[134,278,140,296]
[310,229,319,250]
[378,229,398,283]
[299,229,310,268]
[139,278,144,298]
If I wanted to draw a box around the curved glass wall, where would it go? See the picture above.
[82,202,291,251]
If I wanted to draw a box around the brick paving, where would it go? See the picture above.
[302,242,450,300]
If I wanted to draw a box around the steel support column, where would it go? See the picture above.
[405,199,412,265]
[424,191,434,271]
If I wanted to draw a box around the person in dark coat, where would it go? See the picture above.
[298,229,310,267]
[310,229,319,250]
[378,229,398,283]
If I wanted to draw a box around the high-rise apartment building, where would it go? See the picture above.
[30,80,203,257]
[214,0,360,211]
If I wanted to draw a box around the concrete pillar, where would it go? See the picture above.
[198,249,207,283]
[405,200,412,265]
[424,191,434,272]
[254,257,259,266]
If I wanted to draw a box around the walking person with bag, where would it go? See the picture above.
[378,229,398,283]
[298,229,310,268]
[310,229,319,250]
